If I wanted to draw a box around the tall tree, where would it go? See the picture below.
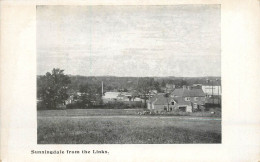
[37,68,71,109]
[161,80,166,87]
[136,77,154,107]
[181,79,188,87]
[153,81,162,93]
[79,82,102,107]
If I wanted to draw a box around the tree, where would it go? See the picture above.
[131,90,139,101]
[153,81,162,93]
[161,80,166,87]
[37,68,71,109]
[175,79,188,88]
[79,82,102,107]
[136,78,155,107]
[106,85,113,91]
[180,79,188,87]
[164,93,170,111]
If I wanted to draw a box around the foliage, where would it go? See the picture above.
[37,101,48,110]
[136,77,155,106]
[37,68,71,109]
[153,81,162,93]
[103,101,143,109]
[161,80,166,87]
[65,102,85,109]
[65,101,143,109]
[163,92,170,110]
[53,75,221,94]
[68,76,140,92]
[79,82,102,107]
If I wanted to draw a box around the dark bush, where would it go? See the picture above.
[102,101,142,109]
[66,102,85,109]
[37,101,48,110]
[37,101,67,110]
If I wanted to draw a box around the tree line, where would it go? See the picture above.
[37,68,220,109]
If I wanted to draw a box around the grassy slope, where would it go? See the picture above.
[38,117,221,144]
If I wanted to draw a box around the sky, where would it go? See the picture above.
[37,5,221,77]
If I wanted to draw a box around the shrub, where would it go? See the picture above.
[101,101,142,109]
[64,101,143,109]
[66,102,85,109]
[37,101,47,110]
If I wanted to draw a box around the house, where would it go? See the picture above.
[147,86,206,112]
[171,86,206,111]
[147,94,177,112]
[102,91,141,103]
[192,83,221,104]
[147,94,193,112]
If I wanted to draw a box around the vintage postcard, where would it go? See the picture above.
[36,5,221,144]
[1,0,260,161]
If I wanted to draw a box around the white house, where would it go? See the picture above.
[102,92,121,101]
[201,85,221,96]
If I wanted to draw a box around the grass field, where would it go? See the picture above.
[37,108,144,116]
[38,109,221,144]
[37,108,221,117]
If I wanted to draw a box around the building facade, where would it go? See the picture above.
[147,87,206,112]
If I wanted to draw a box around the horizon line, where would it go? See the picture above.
[37,74,221,78]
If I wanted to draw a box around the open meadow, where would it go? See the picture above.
[37,109,221,144]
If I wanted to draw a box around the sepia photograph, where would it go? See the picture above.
[37,5,221,144]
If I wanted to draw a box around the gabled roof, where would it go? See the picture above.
[172,88,205,97]
[173,97,192,106]
[148,94,192,106]
[153,95,170,105]
[148,92,205,106]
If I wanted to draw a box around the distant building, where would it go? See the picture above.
[201,85,221,97]
[102,91,143,103]
[133,97,143,102]
[117,93,132,101]
[192,83,221,97]
[102,92,121,103]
